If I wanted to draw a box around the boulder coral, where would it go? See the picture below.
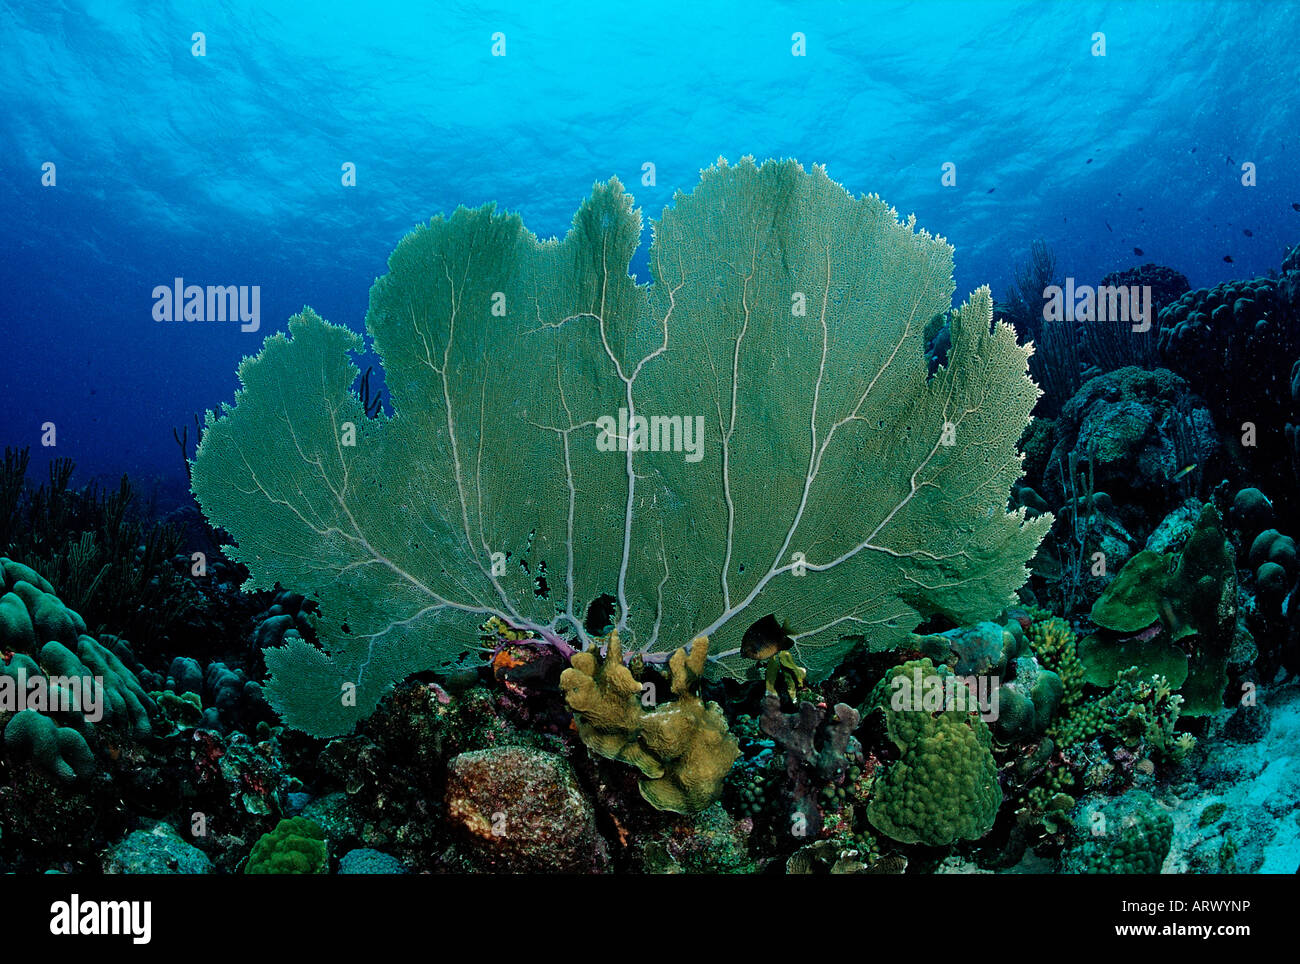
[0,557,153,783]
[865,658,1001,847]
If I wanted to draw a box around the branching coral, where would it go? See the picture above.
[560,633,739,813]
[759,692,862,837]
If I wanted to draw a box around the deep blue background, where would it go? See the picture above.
[2,0,1298,494]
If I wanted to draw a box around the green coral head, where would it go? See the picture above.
[244,817,329,874]
[866,658,1002,847]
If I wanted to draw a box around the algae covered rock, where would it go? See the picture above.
[444,745,608,873]
[632,803,754,874]
[1043,367,1217,509]
[103,822,213,874]
[338,848,407,874]
[1063,789,1173,874]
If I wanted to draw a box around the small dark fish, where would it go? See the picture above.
[1105,221,1113,232]
[987,188,995,193]
[1134,247,1144,256]
[742,613,794,661]
[1086,158,1093,164]
[1292,202,1299,212]
[1191,147,1197,153]
[1224,255,1234,263]
[1243,228,1253,236]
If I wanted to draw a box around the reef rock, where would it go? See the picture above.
[444,746,609,873]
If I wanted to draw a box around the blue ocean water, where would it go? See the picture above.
[2,0,1297,488]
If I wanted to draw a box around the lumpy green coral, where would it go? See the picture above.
[560,633,739,813]
[0,557,154,783]
[3,710,96,783]
[1063,790,1173,874]
[244,817,328,874]
[994,655,1063,742]
[865,659,1001,846]
[192,157,1049,737]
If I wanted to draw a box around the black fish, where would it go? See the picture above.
[742,613,794,661]
[1227,155,1235,165]
[1105,221,1112,232]
[1086,158,1093,164]
[1243,228,1253,236]
[987,187,995,193]
[1292,202,1300,212]
[1134,247,1144,256]
[1224,255,1234,263]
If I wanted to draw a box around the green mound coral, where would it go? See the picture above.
[865,659,1001,847]
[190,157,1049,737]
[993,655,1063,743]
[0,557,154,783]
[3,710,97,783]
[560,633,739,813]
[1086,504,1234,715]
[1063,790,1173,874]
[244,817,328,874]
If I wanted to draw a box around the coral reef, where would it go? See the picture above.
[1086,504,1235,715]
[1042,367,1217,522]
[192,159,1049,737]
